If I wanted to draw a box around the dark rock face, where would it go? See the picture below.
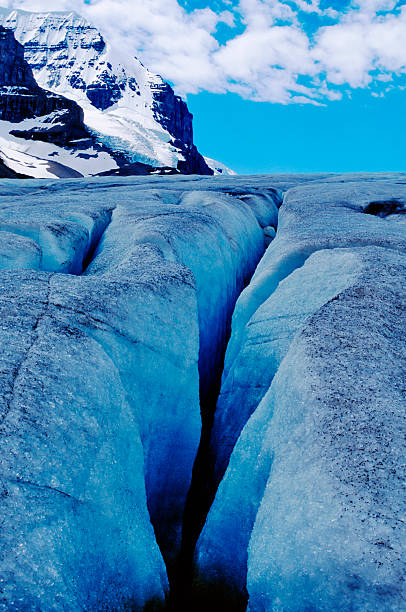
[96,161,180,176]
[151,81,193,146]
[0,26,38,89]
[0,157,27,178]
[176,142,213,175]
[85,72,124,110]
[8,106,91,146]
[151,81,213,175]
[0,26,89,146]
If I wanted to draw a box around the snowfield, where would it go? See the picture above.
[0,118,117,178]
[0,173,404,611]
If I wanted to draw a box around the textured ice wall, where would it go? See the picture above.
[247,247,406,612]
[1,174,405,610]
[196,178,406,610]
[0,176,275,609]
[84,187,273,566]
[209,179,406,489]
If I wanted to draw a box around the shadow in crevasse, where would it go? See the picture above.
[364,199,405,218]
[165,375,248,612]
[166,572,248,612]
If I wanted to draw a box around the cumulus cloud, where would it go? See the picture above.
[2,0,406,103]
[314,6,406,88]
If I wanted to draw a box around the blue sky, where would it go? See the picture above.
[189,86,406,174]
[4,0,406,173]
[181,0,406,173]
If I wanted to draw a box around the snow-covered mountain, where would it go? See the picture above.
[0,8,212,177]
[204,156,236,175]
[0,23,118,178]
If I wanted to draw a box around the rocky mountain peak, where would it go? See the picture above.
[0,8,212,174]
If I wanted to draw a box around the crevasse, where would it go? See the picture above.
[194,178,406,612]
[0,177,281,611]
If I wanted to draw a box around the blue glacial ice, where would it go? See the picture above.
[196,176,406,611]
[0,173,405,610]
[0,175,278,609]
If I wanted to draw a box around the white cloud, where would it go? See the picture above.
[2,0,406,103]
[314,7,406,88]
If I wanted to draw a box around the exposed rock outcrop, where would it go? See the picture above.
[151,81,193,147]
[151,81,211,175]
[0,25,37,89]
[0,157,27,178]
[0,26,90,147]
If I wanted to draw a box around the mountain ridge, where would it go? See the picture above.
[0,9,214,178]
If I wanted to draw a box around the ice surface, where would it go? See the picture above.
[0,270,169,610]
[196,176,406,610]
[0,175,274,608]
[0,173,405,610]
[247,246,406,611]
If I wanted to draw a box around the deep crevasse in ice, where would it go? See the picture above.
[0,173,405,610]
[0,175,279,609]
[83,186,277,569]
[195,177,406,611]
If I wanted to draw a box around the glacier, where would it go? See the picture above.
[0,173,404,610]
[195,175,406,611]
[0,174,276,609]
